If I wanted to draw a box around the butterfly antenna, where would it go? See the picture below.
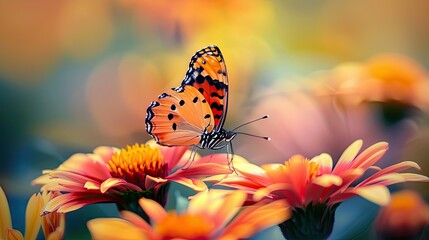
[231,115,269,131]
[235,132,271,141]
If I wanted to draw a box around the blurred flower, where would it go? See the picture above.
[32,141,231,220]
[0,187,65,240]
[218,140,429,239]
[375,189,429,240]
[87,189,290,240]
[322,54,429,120]
[0,1,113,85]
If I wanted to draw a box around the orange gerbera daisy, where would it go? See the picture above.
[0,187,65,240]
[32,141,231,220]
[217,140,429,239]
[87,189,290,240]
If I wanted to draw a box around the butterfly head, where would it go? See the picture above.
[224,130,237,142]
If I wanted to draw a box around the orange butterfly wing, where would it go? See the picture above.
[181,45,229,131]
[146,85,214,146]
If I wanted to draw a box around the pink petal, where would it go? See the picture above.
[332,140,363,175]
[351,147,388,172]
[101,178,143,193]
[93,146,118,163]
[147,140,188,173]
[144,175,167,190]
[362,173,429,186]
[168,163,232,179]
[357,161,421,187]
[196,154,230,165]
[44,193,120,213]
[351,142,388,170]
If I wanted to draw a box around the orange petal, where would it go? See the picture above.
[87,218,148,240]
[24,193,44,240]
[7,229,24,240]
[188,190,245,228]
[0,187,12,240]
[138,198,167,224]
[222,200,290,239]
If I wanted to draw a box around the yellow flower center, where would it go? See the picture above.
[106,144,164,179]
[155,213,214,239]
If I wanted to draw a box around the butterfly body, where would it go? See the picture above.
[198,128,237,150]
[146,45,234,151]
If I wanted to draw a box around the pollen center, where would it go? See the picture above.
[106,144,164,179]
[155,213,214,239]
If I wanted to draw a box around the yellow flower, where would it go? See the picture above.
[0,187,65,240]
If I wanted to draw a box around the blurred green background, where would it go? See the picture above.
[1,1,429,239]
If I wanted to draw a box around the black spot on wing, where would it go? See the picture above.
[179,100,185,106]
[170,104,176,111]
[204,114,211,119]
[172,123,177,131]
[202,99,207,103]
[210,92,224,99]
[193,96,198,103]
[196,75,205,84]
[210,102,223,111]
[168,113,174,120]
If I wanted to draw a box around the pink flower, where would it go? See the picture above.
[32,141,231,215]
[87,189,290,240]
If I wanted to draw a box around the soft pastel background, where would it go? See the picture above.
[1,1,429,239]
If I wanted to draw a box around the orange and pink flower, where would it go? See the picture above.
[87,189,290,240]
[217,140,429,239]
[32,141,232,215]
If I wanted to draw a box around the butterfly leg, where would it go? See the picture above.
[226,141,236,172]
[182,145,197,170]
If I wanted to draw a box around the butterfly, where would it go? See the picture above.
[146,45,268,157]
